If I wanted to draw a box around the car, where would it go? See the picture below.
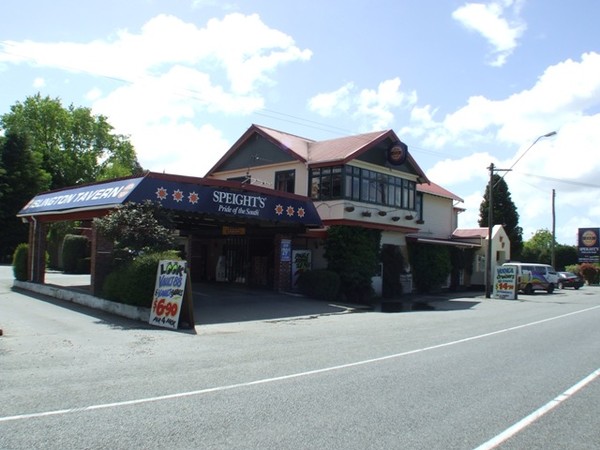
[557,271,584,289]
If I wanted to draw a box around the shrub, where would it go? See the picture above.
[93,201,175,262]
[62,234,90,274]
[101,250,181,307]
[324,225,381,303]
[408,242,451,293]
[12,243,29,281]
[579,263,599,285]
[297,269,341,301]
[381,244,405,298]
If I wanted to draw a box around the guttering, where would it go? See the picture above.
[409,237,481,248]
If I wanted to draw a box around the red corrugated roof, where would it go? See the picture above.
[207,124,431,182]
[254,125,313,161]
[306,130,389,163]
[418,181,464,202]
[256,125,390,164]
[452,228,488,238]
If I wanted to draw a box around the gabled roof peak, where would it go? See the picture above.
[206,124,429,182]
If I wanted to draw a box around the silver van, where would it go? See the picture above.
[502,262,558,294]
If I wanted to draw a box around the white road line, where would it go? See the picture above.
[474,367,600,450]
[2,304,600,424]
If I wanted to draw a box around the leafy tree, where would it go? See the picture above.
[0,132,51,262]
[554,244,578,270]
[0,93,143,190]
[521,229,553,263]
[520,229,578,269]
[93,201,175,262]
[479,174,523,259]
[324,225,381,302]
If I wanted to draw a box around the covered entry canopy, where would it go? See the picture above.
[18,171,322,293]
[17,171,322,228]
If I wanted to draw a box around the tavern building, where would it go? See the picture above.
[18,124,503,296]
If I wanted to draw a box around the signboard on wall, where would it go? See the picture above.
[281,239,292,262]
[578,228,600,263]
[149,260,188,329]
[493,265,517,300]
[292,250,312,289]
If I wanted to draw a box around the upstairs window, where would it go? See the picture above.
[310,166,342,200]
[416,192,424,221]
[310,165,416,210]
[274,170,295,193]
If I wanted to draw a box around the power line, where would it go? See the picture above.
[517,172,600,189]
[1,45,456,163]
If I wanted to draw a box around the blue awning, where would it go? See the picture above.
[18,172,323,227]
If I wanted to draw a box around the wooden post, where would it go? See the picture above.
[91,224,114,296]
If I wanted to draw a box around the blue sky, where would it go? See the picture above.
[1,0,599,246]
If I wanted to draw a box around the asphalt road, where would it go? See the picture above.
[1,265,600,449]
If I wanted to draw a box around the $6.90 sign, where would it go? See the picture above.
[149,260,187,329]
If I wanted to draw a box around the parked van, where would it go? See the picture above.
[502,262,558,294]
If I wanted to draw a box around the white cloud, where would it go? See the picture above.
[308,82,354,117]
[355,78,416,129]
[127,122,230,177]
[0,13,311,103]
[0,13,312,175]
[32,77,45,88]
[413,51,600,245]
[426,152,493,187]
[458,191,487,229]
[85,87,102,101]
[406,52,600,150]
[452,0,526,66]
[308,77,417,130]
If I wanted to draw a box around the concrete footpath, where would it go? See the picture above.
[11,270,485,328]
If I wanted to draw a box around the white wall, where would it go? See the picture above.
[420,194,457,238]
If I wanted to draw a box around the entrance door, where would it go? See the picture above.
[248,237,274,287]
[190,240,208,281]
[223,237,249,283]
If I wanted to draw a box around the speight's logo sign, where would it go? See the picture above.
[212,190,266,217]
[578,227,600,263]
[387,141,408,166]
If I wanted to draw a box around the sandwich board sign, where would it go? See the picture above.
[493,265,518,300]
[149,260,193,329]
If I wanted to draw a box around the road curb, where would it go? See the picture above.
[13,280,150,322]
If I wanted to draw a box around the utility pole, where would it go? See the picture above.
[486,164,494,299]
[551,189,556,268]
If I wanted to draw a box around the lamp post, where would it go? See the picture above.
[485,131,557,299]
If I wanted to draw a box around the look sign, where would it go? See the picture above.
[149,260,187,329]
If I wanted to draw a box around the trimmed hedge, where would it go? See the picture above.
[62,234,90,274]
[12,243,29,281]
[324,225,381,302]
[297,269,341,301]
[102,251,181,307]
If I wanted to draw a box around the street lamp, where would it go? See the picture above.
[505,131,557,175]
[485,131,557,299]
